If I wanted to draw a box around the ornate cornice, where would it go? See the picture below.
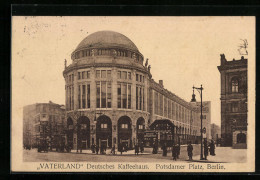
[63,62,152,78]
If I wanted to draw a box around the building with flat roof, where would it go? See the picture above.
[23,101,65,149]
[217,54,247,148]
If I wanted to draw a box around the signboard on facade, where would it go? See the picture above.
[144,131,157,138]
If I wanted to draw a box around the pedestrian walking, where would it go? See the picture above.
[162,143,167,157]
[118,143,123,155]
[135,144,139,155]
[187,141,193,160]
[172,144,177,161]
[111,145,116,155]
[100,144,103,154]
[91,144,95,153]
[96,144,99,154]
[177,143,180,159]
[152,143,157,154]
[209,140,216,156]
[204,139,208,160]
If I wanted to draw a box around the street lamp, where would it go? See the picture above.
[193,84,204,160]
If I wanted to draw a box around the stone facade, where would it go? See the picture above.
[63,31,206,150]
[217,54,247,147]
[211,123,221,142]
[23,102,65,148]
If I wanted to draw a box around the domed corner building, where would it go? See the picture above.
[63,31,205,151]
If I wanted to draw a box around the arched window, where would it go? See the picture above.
[231,78,239,93]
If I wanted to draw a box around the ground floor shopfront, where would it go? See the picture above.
[65,110,148,151]
[66,111,201,151]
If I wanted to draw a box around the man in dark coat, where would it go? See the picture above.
[209,140,216,156]
[100,144,103,154]
[96,144,99,154]
[118,143,123,155]
[152,142,157,154]
[111,145,116,155]
[140,142,144,153]
[187,142,193,160]
[172,144,178,161]
[135,144,139,155]
[162,143,167,157]
[204,139,208,160]
[177,143,180,159]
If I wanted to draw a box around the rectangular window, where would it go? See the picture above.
[96,70,100,78]
[154,92,159,115]
[117,71,121,79]
[168,100,171,119]
[101,70,106,78]
[82,71,86,79]
[69,87,71,110]
[176,105,178,121]
[117,84,121,108]
[172,102,175,119]
[164,97,167,117]
[69,125,73,130]
[140,75,142,82]
[128,72,131,80]
[143,76,145,83]
[232,103,239,112]
[107,70,111,78]
[72,86,74,110]
[139,87,142,110]
[72,74,74,82]
[136,74,139,81]
[82,85,86,108]
[87,71,90,79]
[101,123,107,129]
[122,83,127,108]
[78,72,81,80]
[78,85,81,108]
[121,124,128,129]
[122,71,127,79]
[96,82,100,108]
[101,82,106,108]
[107,82,111,108]
[81,124,87,129]
[136,87,139,110]
[159,94,163,116]
[87,84,90,108]
[128,84,131,109]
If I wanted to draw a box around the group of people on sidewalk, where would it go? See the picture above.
[203,139,216,160]
[134,142,145,155]
[90,144,108,155]
[160,139,216,161]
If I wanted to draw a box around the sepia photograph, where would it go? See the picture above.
[11,16,255,172]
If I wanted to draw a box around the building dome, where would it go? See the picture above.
[75,31,139,52]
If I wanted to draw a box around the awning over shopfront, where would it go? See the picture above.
[149,119,175,131]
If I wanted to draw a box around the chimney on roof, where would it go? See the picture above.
[159,80,164,87]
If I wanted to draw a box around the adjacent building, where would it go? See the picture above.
[23,101,65,149]
[211,123,221,142]
[63,31,210,150]
[217,54,247,148]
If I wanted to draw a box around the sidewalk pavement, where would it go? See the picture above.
[71,149,150,155]
[190,147,247,163]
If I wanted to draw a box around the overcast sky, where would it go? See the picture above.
[12,16,255,126]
